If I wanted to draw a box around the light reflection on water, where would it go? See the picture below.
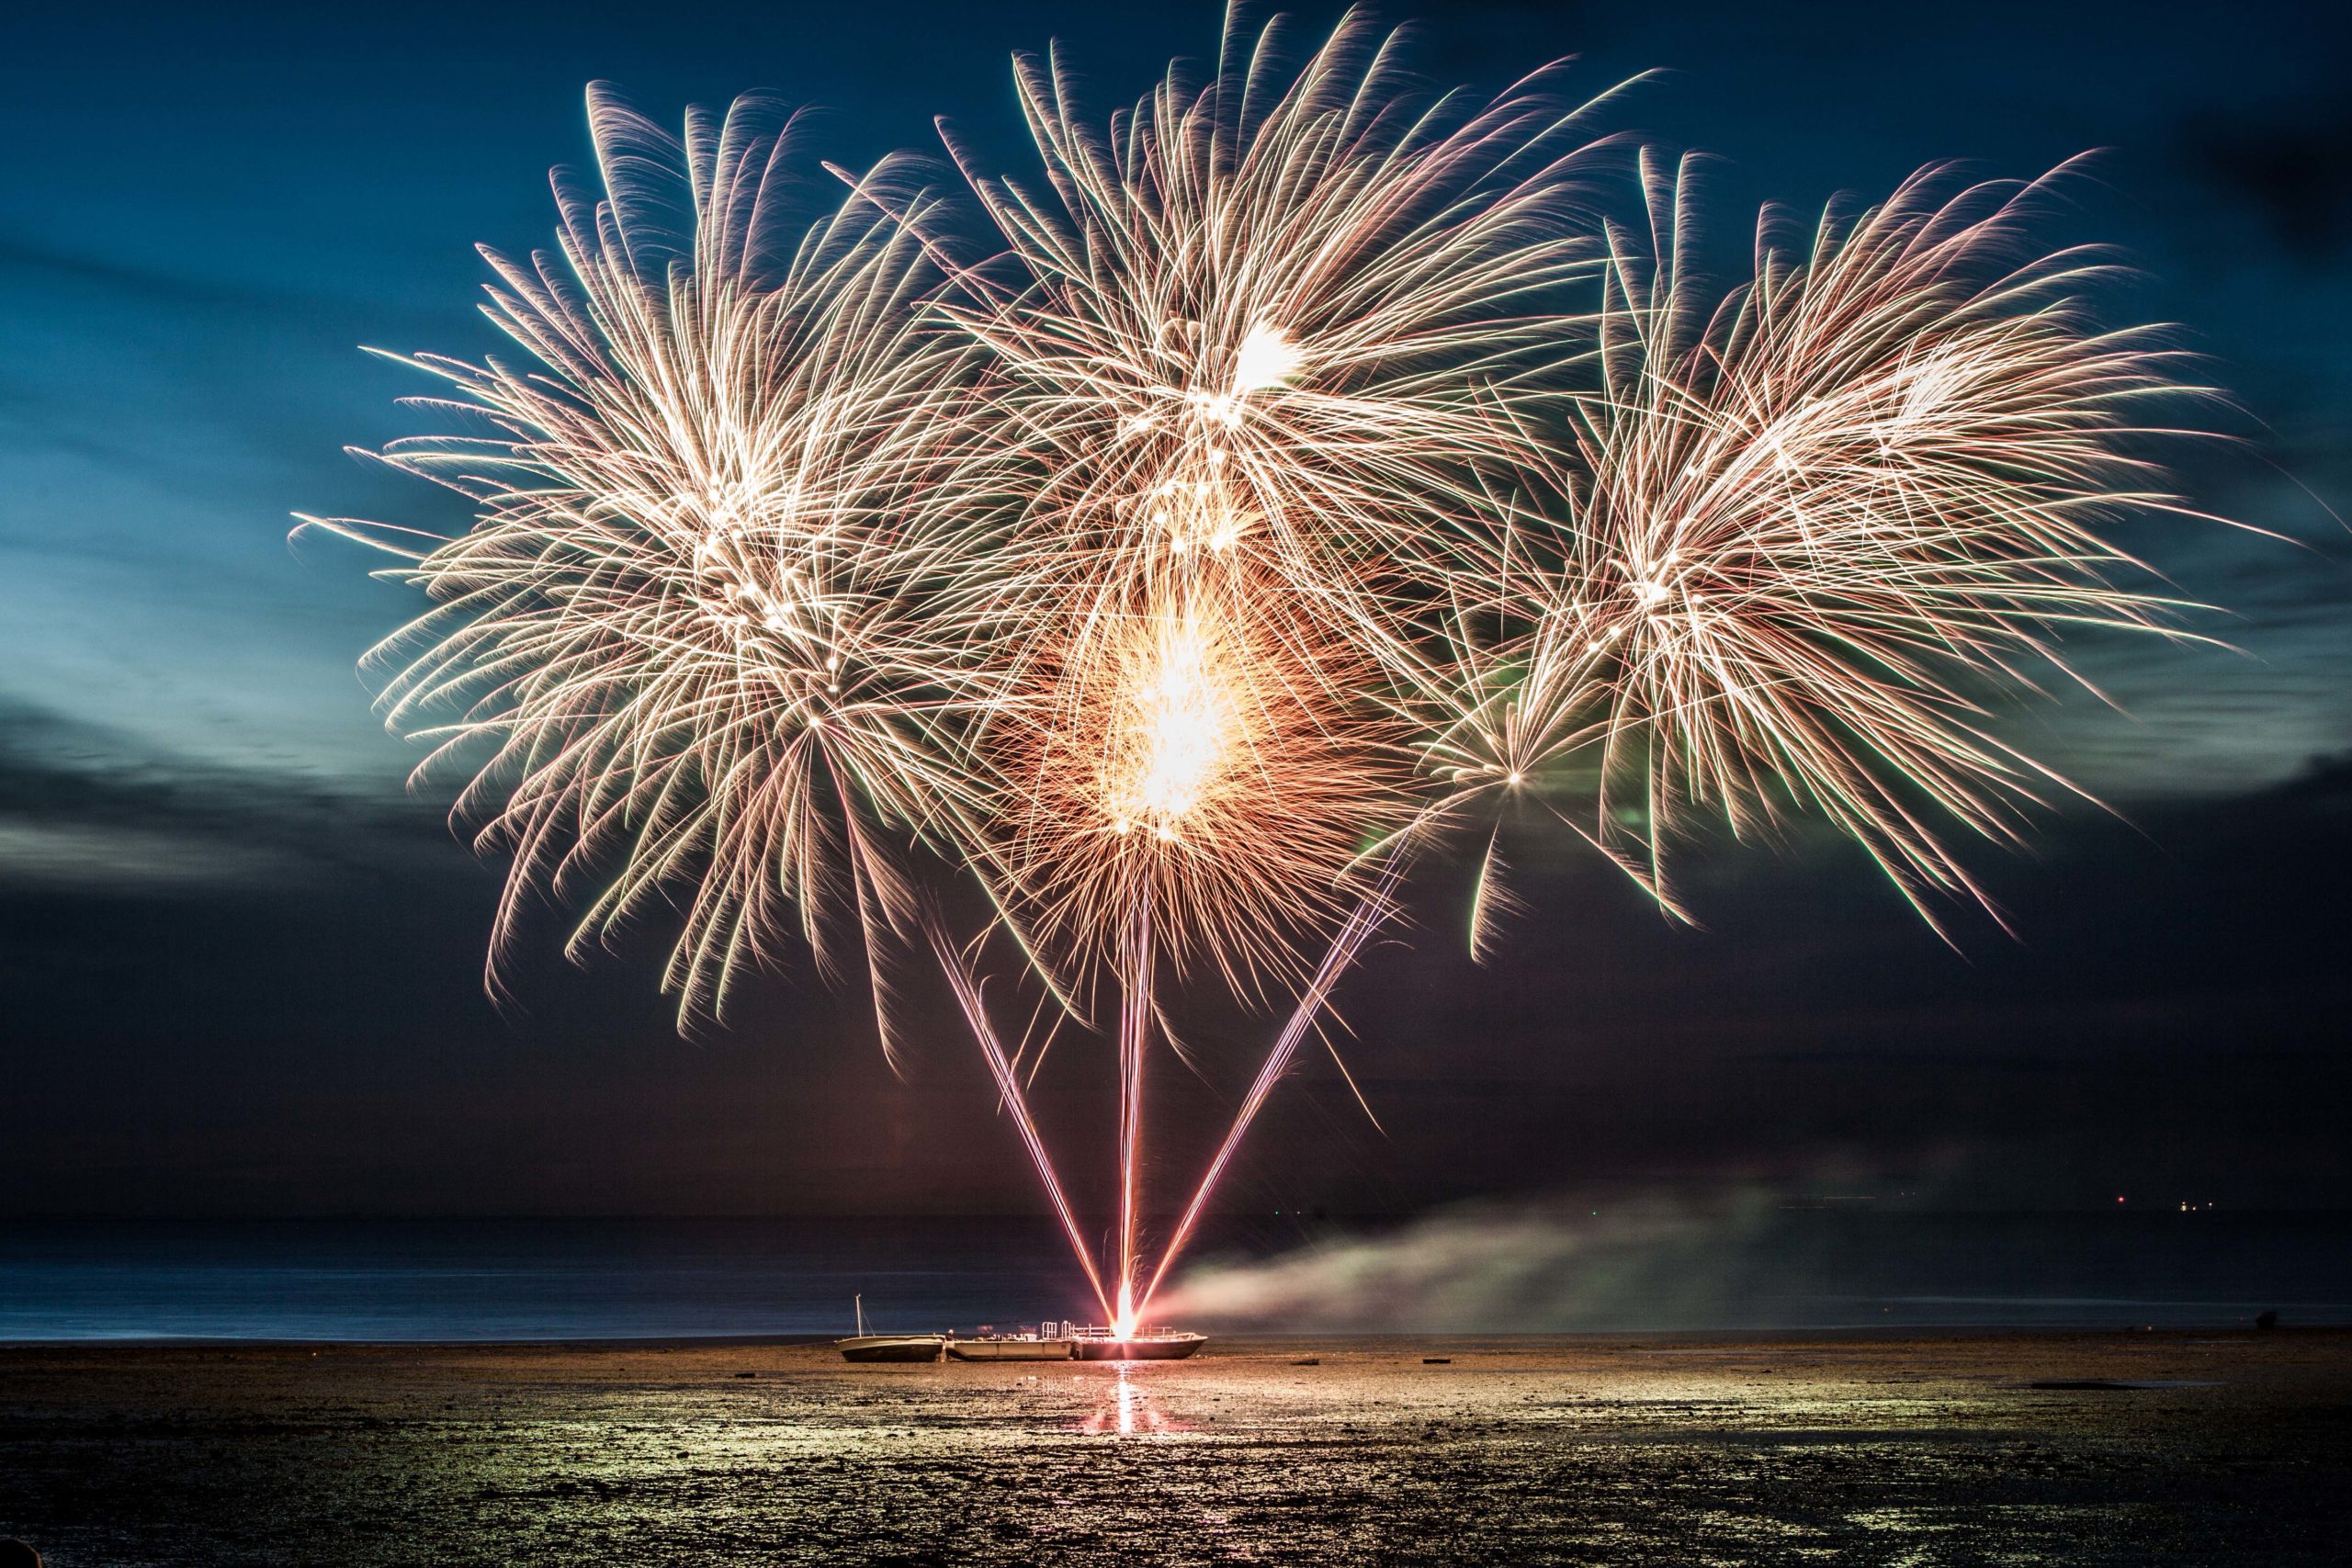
[1078,1363,1188,1437]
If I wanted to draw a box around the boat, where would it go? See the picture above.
[947,1322,1076,1361]
[1069,1325,1207,1361]
[838,1336,947,1363]
[835,1294,946,1363]
[948,1335,1075,1361]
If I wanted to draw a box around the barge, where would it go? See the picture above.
[1069,1325,1207,1360]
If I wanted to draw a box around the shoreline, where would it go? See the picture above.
[1,1320,2339,1350]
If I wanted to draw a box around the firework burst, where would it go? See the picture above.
[931,7,1633,1311]
[312,11,2246,1331]
[1428,153,2231,930]
[999,559,1408,997]
[301,89,1012,1056]
[936,6,1626,679]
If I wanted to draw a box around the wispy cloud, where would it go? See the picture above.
[0,693,459,896]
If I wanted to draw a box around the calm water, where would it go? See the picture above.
[2,1212,2346,1341]
[0,1218,1078,1342]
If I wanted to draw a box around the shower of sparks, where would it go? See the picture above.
[931,5,1625,681]
[1001,575,1405,996]
[315,9,2245,1330]
[933,5,1629,1314]
[995,570,1406,1311]
[300,91,1023,1066]
[1423,152,2236,931]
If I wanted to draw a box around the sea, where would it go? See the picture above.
[5,1210,2349,1342]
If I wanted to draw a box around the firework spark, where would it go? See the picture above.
[1424,152,2231,930]
[935,5,1624,676]
[315,13,2242,1334]
[1127,151,2238,1312]
[937,7,1632,1312]
[992,558,1408,1317]
[1000,570,1405,995]
[302,90,1017,1059]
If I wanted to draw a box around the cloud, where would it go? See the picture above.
[0,230,458,333]
[0,818,304,891]
[2177,99,2352,265]
[0,224,472,513]
[0,234,318,314]
[0,693,458,897]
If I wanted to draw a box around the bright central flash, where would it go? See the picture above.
[1113,1282,1138,1341]
[1231,320,1304,394]
[1108,610,1235,840]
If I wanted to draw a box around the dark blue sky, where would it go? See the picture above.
[1,1,2346,1218]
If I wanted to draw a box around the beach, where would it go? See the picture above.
[3,1329,2347,1564]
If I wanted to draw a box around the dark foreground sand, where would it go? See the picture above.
[3,1330,2348,1565]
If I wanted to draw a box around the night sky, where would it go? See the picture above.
[2,1,2346,1221]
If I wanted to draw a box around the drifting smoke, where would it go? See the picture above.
[1162,1190,2338,1333]
[1159,1194,1793,1332]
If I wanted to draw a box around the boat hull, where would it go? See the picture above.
[837,1336,945,1363]
[1071,1333,1206,1361]
[947,1338,1075,1362]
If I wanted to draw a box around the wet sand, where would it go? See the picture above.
[3,1330,2347,1564]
